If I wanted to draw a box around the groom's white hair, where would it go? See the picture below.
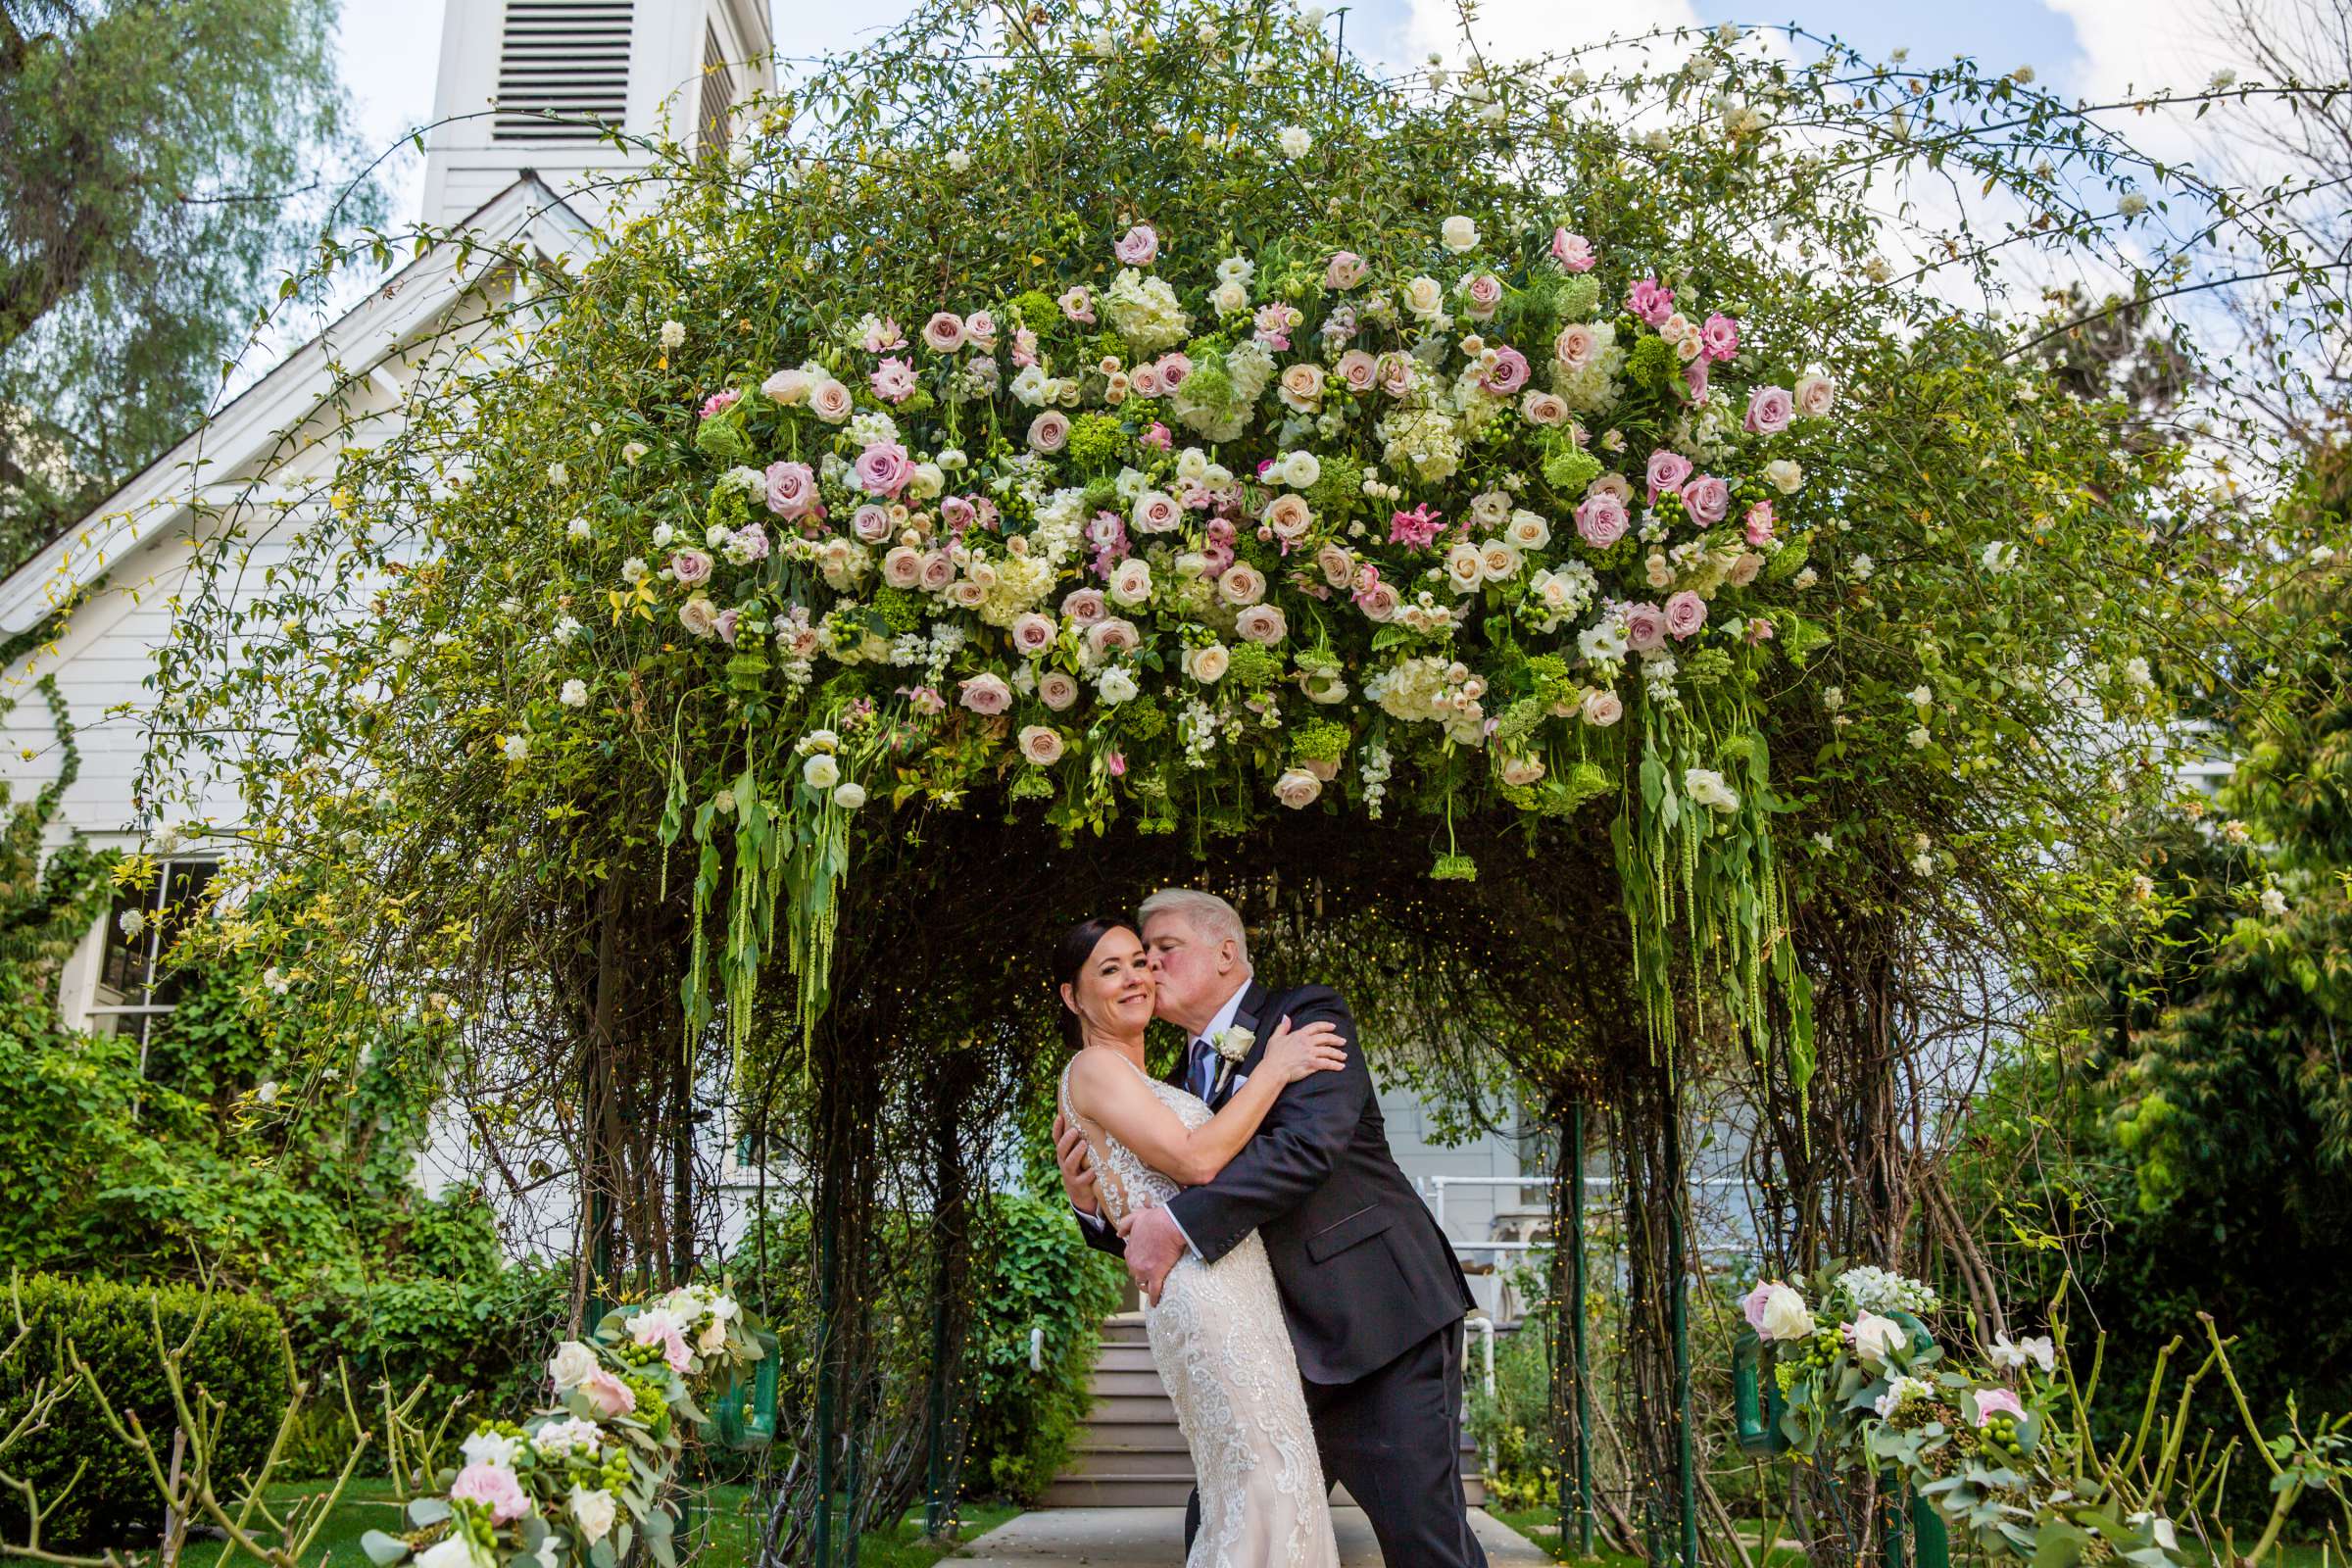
[1137,887,1250,963]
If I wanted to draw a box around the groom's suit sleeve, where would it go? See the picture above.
[1072,1205,1127,1257]
[1162,984,1365,1267]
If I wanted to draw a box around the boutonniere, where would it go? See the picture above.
[1212,1026,1254,1062]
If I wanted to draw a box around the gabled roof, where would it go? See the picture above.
[0,173,599,637]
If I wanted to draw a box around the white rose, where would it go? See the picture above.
[1683,767,1740,812]
[1109,559,1153,607]
[1754,1284,1814,1342]
[803,754,842,790]
[462,1429,525,1469]
[1506,510,1551,550]
[1401,275,1447,318]
[1441,215,1480,253]
[1189,643,1232,683]
[1764,459,1804,494]
[547,1340,598,1390]
[1444,540,1486,593]
[1847,1311,1908,1365]
[1211,279,1250,314]
[1274,768,1324,808]
[416,1535,483,1568]
[1279,450,1321,488]
[1097,666,1139,704]
[568,1486,618,1544]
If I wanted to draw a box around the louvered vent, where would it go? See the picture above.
[493,0,634,143]
[698,24,737,155]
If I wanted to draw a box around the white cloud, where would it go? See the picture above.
[1404,0,1707,74]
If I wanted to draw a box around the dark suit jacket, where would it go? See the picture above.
[1080,978,1473,1383]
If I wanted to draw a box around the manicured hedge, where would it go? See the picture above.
[0,1273,290,1546]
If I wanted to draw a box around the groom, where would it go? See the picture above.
[1055,887,1488,1567]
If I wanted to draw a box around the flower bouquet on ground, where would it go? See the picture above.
[363,1284,760,1568]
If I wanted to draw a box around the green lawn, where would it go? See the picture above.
[172,1480,1017,1568]
[1488,1508,2340,1568]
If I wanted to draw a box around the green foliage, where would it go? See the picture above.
[0,1272,291,1546]
[964,1196,1125,1501]
[0,0,382,575]
[1466,1317,1556,1513]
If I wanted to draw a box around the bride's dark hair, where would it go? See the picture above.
[1054,916,1130,1051]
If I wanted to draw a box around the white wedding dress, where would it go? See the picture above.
[1061,1054,1340,1568]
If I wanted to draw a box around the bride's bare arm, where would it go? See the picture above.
[1066,1022,1347,1187]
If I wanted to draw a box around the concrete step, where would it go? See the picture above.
[1089,1368,1174,1396]
[1087,1392,1179,1424]
[1039,1475,1197,1508]
[1100,1312,1151,1346]
[1071,1422,1194,1454]
[1094,1344,1158,1373]
[1063,1446,1200,1479]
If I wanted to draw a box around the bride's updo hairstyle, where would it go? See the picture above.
[1055,916,1127,1051]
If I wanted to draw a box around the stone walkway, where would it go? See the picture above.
[953,1505,1553,1564]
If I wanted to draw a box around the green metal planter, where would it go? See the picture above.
[711,1327,780,1449]
[1731,1330,1790,1454]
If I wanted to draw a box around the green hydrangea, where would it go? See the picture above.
[1542,440,1602,497]
[1225,642,1282,689]
[1494,697,1546,748]
[1683,647,1735,686]
[1556,273,1602,319]
[1082,476,1120,513]
[1431,853,1479,881]
[871,587,924,635]
[1526,653,1574,708]
[1305,451,1363,516]
[1009,288,1058,330]
[1765,536,1811,581]
[1008,770,1054,801]
[1121,699,1169,742]
[1625,333,1682,400]
[1066,412,1125,468]
[1291,717,1350,762]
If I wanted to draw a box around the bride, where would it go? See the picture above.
[1055,915,1348,1568]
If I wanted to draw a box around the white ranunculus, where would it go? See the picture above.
[803,754,841,790]
[1279,450,1321,489]
[832,782,867,809]
[1096,666,1139,705]
[1278,125,1312,159]
[560,679,589,708]
[547,1340,598,1390]
[569,1486,618,1544]
[1989,1332,2055,1374]
[1683,767,1740,812]
[416,1534,484,1568]
[462,1429,525,1469]
[1755,1284,1814,1342]
[1847,1311,1907,1365]
[1440,215,1480,253]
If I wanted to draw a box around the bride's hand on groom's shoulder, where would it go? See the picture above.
[1263,1015,1348,1085]
[1054,1111,1099,1217]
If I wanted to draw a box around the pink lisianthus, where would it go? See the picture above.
[1628,276,1676,325]
[1683,474,1730,525]
[1645,450,1693,501]
[630,1308,693,1372]
[1973,1388,2027,1427]
[451,1462,533,1525]
[1058,285,1097,324]
[1479,346,1531,395]
[1551,228,1596,271]
[1623,602,1668,652]
[1106,751,1128,777]
[1700,313,1740,361]
[1745,617,1775,644]
[1665,590,1708,640]
[1011,327,1038,368]
[854,441,914,498]
[765,461,816,519]
[1685,357,1710,403]
[861,316,906,353]
[1112,223,1159,266]
[1744,385,1795,434]
[1324,251,1367,289]
[699,388,740,419]
[1140,421,1173,452]
[580,1368,637,1420]
[1389,505,1445,551]
[869,357,917,405]
[1743,501,1777,547]
[939,495,976,533]
[715,607,742,645]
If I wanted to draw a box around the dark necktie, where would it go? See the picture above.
[1188,1037,1217,1102]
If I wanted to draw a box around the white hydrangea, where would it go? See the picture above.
[1377,405,1465,484]
[1836,1265,1939,1316]
[1549,322,1624,414]
[1103,268,1193,354]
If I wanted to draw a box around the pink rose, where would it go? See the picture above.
[938,495,975,533]
[1729,553,1764,587]
[1744,385,1794,435]
[1743,501,1777,547]
[1355,580,1401,621]
[581,1368,636,1420]
[1521,390,1568,426]
[964,310,999,351]
[1061,588,1107,624]
[1336,350,1378,393]
[880,546,921,588]
[1461,272,1505,320]
[917,551,956,593]
[1058,285,1097,323]
[1575,493,1630,548]
[1794,373,1837,417]
[869,357,916,405]
[808,378,854,423]
[921,312,966,353]
[1376,352,1415,399]
[1973,1388,2027,1427]
[1325,251,1366,289]
[958,673,1012,715]
[1113,223,1159,266]
[1550,228,1596,271]
[1683,474,1730,525]
[1686,357,1710,403]
[1645,450,1693,501]
[765,461,817,519]
[451,1462,533,1525]
[1018,724,1065,764]
[1665,590,1707,639]
[715,607,741,645]
[669,549,712,586]
[1086,617,1140,658]
[1740,1282,1774,1332]
[1131,491,1182,534]
[1582,688,1623,726]
[1129,363,1163,398]
[1480,346,1531,395]
[1701,313,1740,361]
[854,441,913,497]
[1623,603,1668,652]
[1038,671,1080,710]
[1554,323,1599,370]
[1628,276,1676,325]
[1316,542,1355,588]
[1156,351,1192,387]
[1029,410,1071,453]
[1010,612,1056,656]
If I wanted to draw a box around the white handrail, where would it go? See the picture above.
[1029,1326,1045,1372]
[1470,1316,1495,1396]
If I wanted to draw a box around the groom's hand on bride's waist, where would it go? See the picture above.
[1115,1205,1186,1305]
[1053,1113,1100,1219]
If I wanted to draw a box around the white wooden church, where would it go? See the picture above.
[0,0,1558,1309]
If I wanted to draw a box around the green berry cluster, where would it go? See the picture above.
[614,1339,664,1370]
[1980,1413,2026,1462]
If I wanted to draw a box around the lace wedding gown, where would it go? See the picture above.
[1061,1054,1340,1568]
